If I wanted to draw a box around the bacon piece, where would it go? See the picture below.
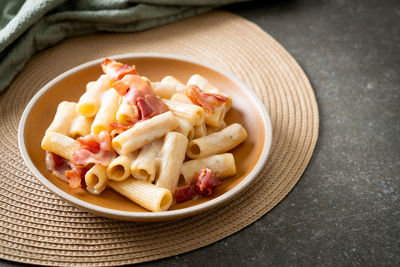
[195,168,221,197]
[185,85,228,113]
[77,138,100,154]
[121,75,153,104]
[46,151,72,182]
[45,151,88,189]
[174,168,221,203]
[65,166,89,189]
[65,169,83,189]
[175,183,198,203]
[101,58,137,81]
[112,80,130,96]
[112,74,168,121]
[137,95,169,120]
[110,121,136,130]
[143,94,169,115]
[203,92,229,102]
[73,131,116,167]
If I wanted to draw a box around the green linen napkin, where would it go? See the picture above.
[0,0,249,93]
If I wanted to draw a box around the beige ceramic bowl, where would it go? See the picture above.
[18,53,272,222]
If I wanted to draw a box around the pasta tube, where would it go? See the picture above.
[131,139,163,182]
[85,164,108,195]
[77,75,113,117]
[112,111,178,154]
[193,122,207,139]
[156,132,188,194]
[187,74,231,107]
[204,104,228,127]
[181,153,236,184]
[116,99,137,124]
[162,99,205,126]
[187,123,247,159]
[110,129,123,139]
[108,178,173,212]
[91,88,120,134]
[170,93,192,104]
[174,117,194,139]
[46,101,77,136]
[41,132,80,161]
[187,74,231,127]
[150,82,177,99]
[70,115,92,139]
[107,152,138,182]
[161,76,186,92]
[206,120,226,134]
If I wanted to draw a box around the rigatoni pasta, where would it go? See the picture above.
[162,99,205,125]
[181,153,236,184]
[161,76,186,92]
[156,132,188,194]
[187,123,247,159]
[91,88,121,134]
[116,99,137,124]
[46,101,77,136]
[41,132,80,161]
[85,164,108,195]
[112,111,178,154]
[41,58,248,212]
[107,152,138,182]
[70,115,92,139]
[76,75,113,117]
[131,139,163,182]
[108,178,172,212]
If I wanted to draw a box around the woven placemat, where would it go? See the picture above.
[0,11,318,266]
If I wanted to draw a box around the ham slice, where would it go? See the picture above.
[45,151,88,189]
[45,151,72,183]
[73,131,116,167]
[185,85,228,113]
[101,58,137,81]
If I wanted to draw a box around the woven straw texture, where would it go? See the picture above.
[0,11,318,266]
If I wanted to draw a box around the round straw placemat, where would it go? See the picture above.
[0,11,318,266]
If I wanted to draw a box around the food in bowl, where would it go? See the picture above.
[41,58,248,212]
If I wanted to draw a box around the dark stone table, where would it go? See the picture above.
[3,0,399,266]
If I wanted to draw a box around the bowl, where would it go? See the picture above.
[18,53,272,222]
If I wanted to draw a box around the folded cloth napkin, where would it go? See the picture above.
[0,0,250,93]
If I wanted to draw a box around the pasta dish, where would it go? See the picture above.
[41,58,247,212]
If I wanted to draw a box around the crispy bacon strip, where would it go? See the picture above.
[78,138,100,153]
[144,94,169,115]
[73,131,116,167]
[175,183,197,203]
[112,80,130,95]
[113,74,168,121]
[110,121,136,130]
[175,168,221,202]
[185,85,228,113]
[120,75,153,103]
[65,168,87,189]
[101,58,137,81]
[195,168,221,197]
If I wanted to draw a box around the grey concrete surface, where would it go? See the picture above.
[2,0,399,266]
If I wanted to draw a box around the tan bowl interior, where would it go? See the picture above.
[23,56,266,213]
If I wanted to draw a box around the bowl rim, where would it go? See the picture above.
[18,52,272,221]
